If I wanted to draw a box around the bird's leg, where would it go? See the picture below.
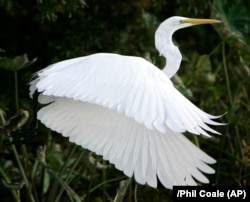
[4,90,39,145]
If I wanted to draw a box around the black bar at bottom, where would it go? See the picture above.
[173,186,250,202]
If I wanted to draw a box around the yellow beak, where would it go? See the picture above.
[181,18,221,25]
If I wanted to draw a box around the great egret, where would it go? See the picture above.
[29,16,222,189]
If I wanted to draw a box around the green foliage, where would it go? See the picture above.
[0,54,37,72]
[36,0,86,22]
[211,0,250,53]
[0,0,250,201]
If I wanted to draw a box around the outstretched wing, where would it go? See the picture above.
[30,53,222,188]
[30,53,221,136]
[37,97,216,188]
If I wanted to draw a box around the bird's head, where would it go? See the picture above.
[155,16,221,78]
[158,16,221,33]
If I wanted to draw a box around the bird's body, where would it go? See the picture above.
[30,17,221,189]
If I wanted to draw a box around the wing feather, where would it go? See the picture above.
[31,53,222,189]
[31,53,221,136]
[37,97,216,188]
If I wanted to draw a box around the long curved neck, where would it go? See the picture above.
[155,27,182,78]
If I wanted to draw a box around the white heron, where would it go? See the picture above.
[29,16,222,189]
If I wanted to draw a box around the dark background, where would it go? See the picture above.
[0,0,249,201]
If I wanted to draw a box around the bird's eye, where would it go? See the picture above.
[179,19,185,24]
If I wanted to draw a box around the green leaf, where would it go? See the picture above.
[211,0,250,53]
[43,170,51,194]
[196,54,212,71]
[195,54,216,84]
[0,54,37,72]
[47,143,63,171]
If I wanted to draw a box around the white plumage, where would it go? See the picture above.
[29,16,222,189]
